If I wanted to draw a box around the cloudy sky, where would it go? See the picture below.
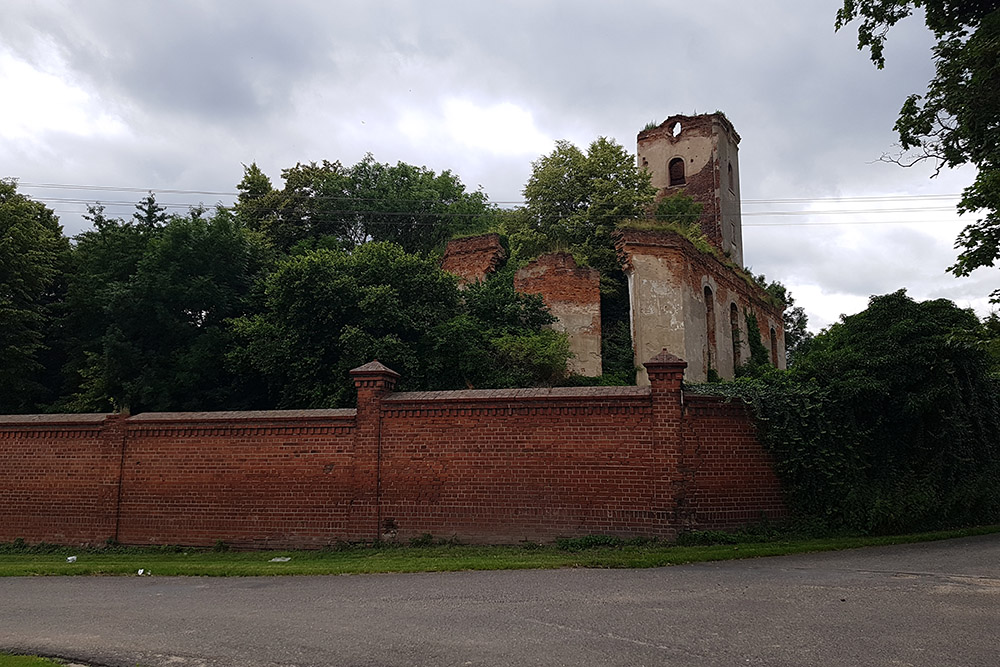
[1,0,995,330]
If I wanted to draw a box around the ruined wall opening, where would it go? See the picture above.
[728,162,734,192]
[705,285,716,374]
[770,327,778,366]
[730,303,740,367]
[669,157,686,186]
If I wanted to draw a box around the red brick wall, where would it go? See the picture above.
[440,234,506,286]
[0,414,122,544]
[0,360,785,548]
[117,410,358,548]
[681,396,786,529]
[378,386,663,542]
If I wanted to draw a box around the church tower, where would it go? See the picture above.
[637,113,744,267]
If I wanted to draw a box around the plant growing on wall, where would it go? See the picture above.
[699,290,1000,533]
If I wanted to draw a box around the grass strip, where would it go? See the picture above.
[0,655,64,667]
[0,525,996,577]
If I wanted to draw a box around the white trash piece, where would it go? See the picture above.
[137,568,151,576]
[66,556,77,563]
[269,557,292,563]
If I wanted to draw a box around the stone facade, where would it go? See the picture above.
[513,253,602,376]
[638,113,744,267]
[616,229,785,384]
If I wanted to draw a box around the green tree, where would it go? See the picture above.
[228,242,568,408]
[509,137,656,275]
[0,179,71,412]
[836,1,1000,299]
[103,208,265,412]
[502,137,656,383]
[250,156,493,254]
[234,162,282,233]
[714,290,1000,532]
[58,205,163,411]
[757,274,813,365]
[61,206,264,412]
[132,192,168,229]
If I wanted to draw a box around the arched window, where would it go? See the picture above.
[669,157,685,187]
[730,303,740,367]
[704,286,716,373]
[770,327,778,366]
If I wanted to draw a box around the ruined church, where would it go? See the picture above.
[442,113,786,383]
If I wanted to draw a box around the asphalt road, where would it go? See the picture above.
[2,534,999,667]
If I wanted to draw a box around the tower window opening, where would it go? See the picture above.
[669,157,685,187]
[728,162,734,192]
[770,327,778,366]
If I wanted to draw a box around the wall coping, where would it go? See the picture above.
[0,413,111,427]
[127,409,357,423]
[385,385,649,405]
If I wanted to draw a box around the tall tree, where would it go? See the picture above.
[249,156,493,254]
[836,1,1000,299]
[757,274,813,366]
[61,206,264,412]
[503,137,656,383]
[509,137,656,275]
[58,204,163,411]
[0,179,71,412]
[101,208,264,412]
[133,192,168,229]
[228,242,568,408]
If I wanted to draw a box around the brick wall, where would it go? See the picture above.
[0,357,785,548]
[513,253,603,377]
[0,414,121,544]
[439,233,506,286]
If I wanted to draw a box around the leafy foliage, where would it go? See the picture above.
[698,290,1000,533]
[757,274,814,365]
[836,1,1000,299]
[507,137,656,276]
[499,138,657,383]
[67,207,266,412]
[237,157,493,254]
[0,179,71,412]
[228,242,569,408]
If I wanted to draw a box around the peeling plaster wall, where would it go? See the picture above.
[624,251,687,385]
[514,253,602,376]
[618,229,785,384]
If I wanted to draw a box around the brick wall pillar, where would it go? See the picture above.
[100,412,129,543]
[349,361,400,542]
[643,351,688,535]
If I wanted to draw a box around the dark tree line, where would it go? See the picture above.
[0,156,565,415]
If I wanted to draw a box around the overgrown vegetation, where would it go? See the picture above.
[693,290,1000,534]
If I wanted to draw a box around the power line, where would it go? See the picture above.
[9,179,966,207]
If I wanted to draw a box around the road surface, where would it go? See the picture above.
[2,534,998,666]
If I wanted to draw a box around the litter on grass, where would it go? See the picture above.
[269,557,292,562]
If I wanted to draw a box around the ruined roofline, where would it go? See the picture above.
[637,112,741,144]
[613,226,783,313]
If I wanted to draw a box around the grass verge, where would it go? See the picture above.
[0,655,63,667]
[0,525,996,577]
